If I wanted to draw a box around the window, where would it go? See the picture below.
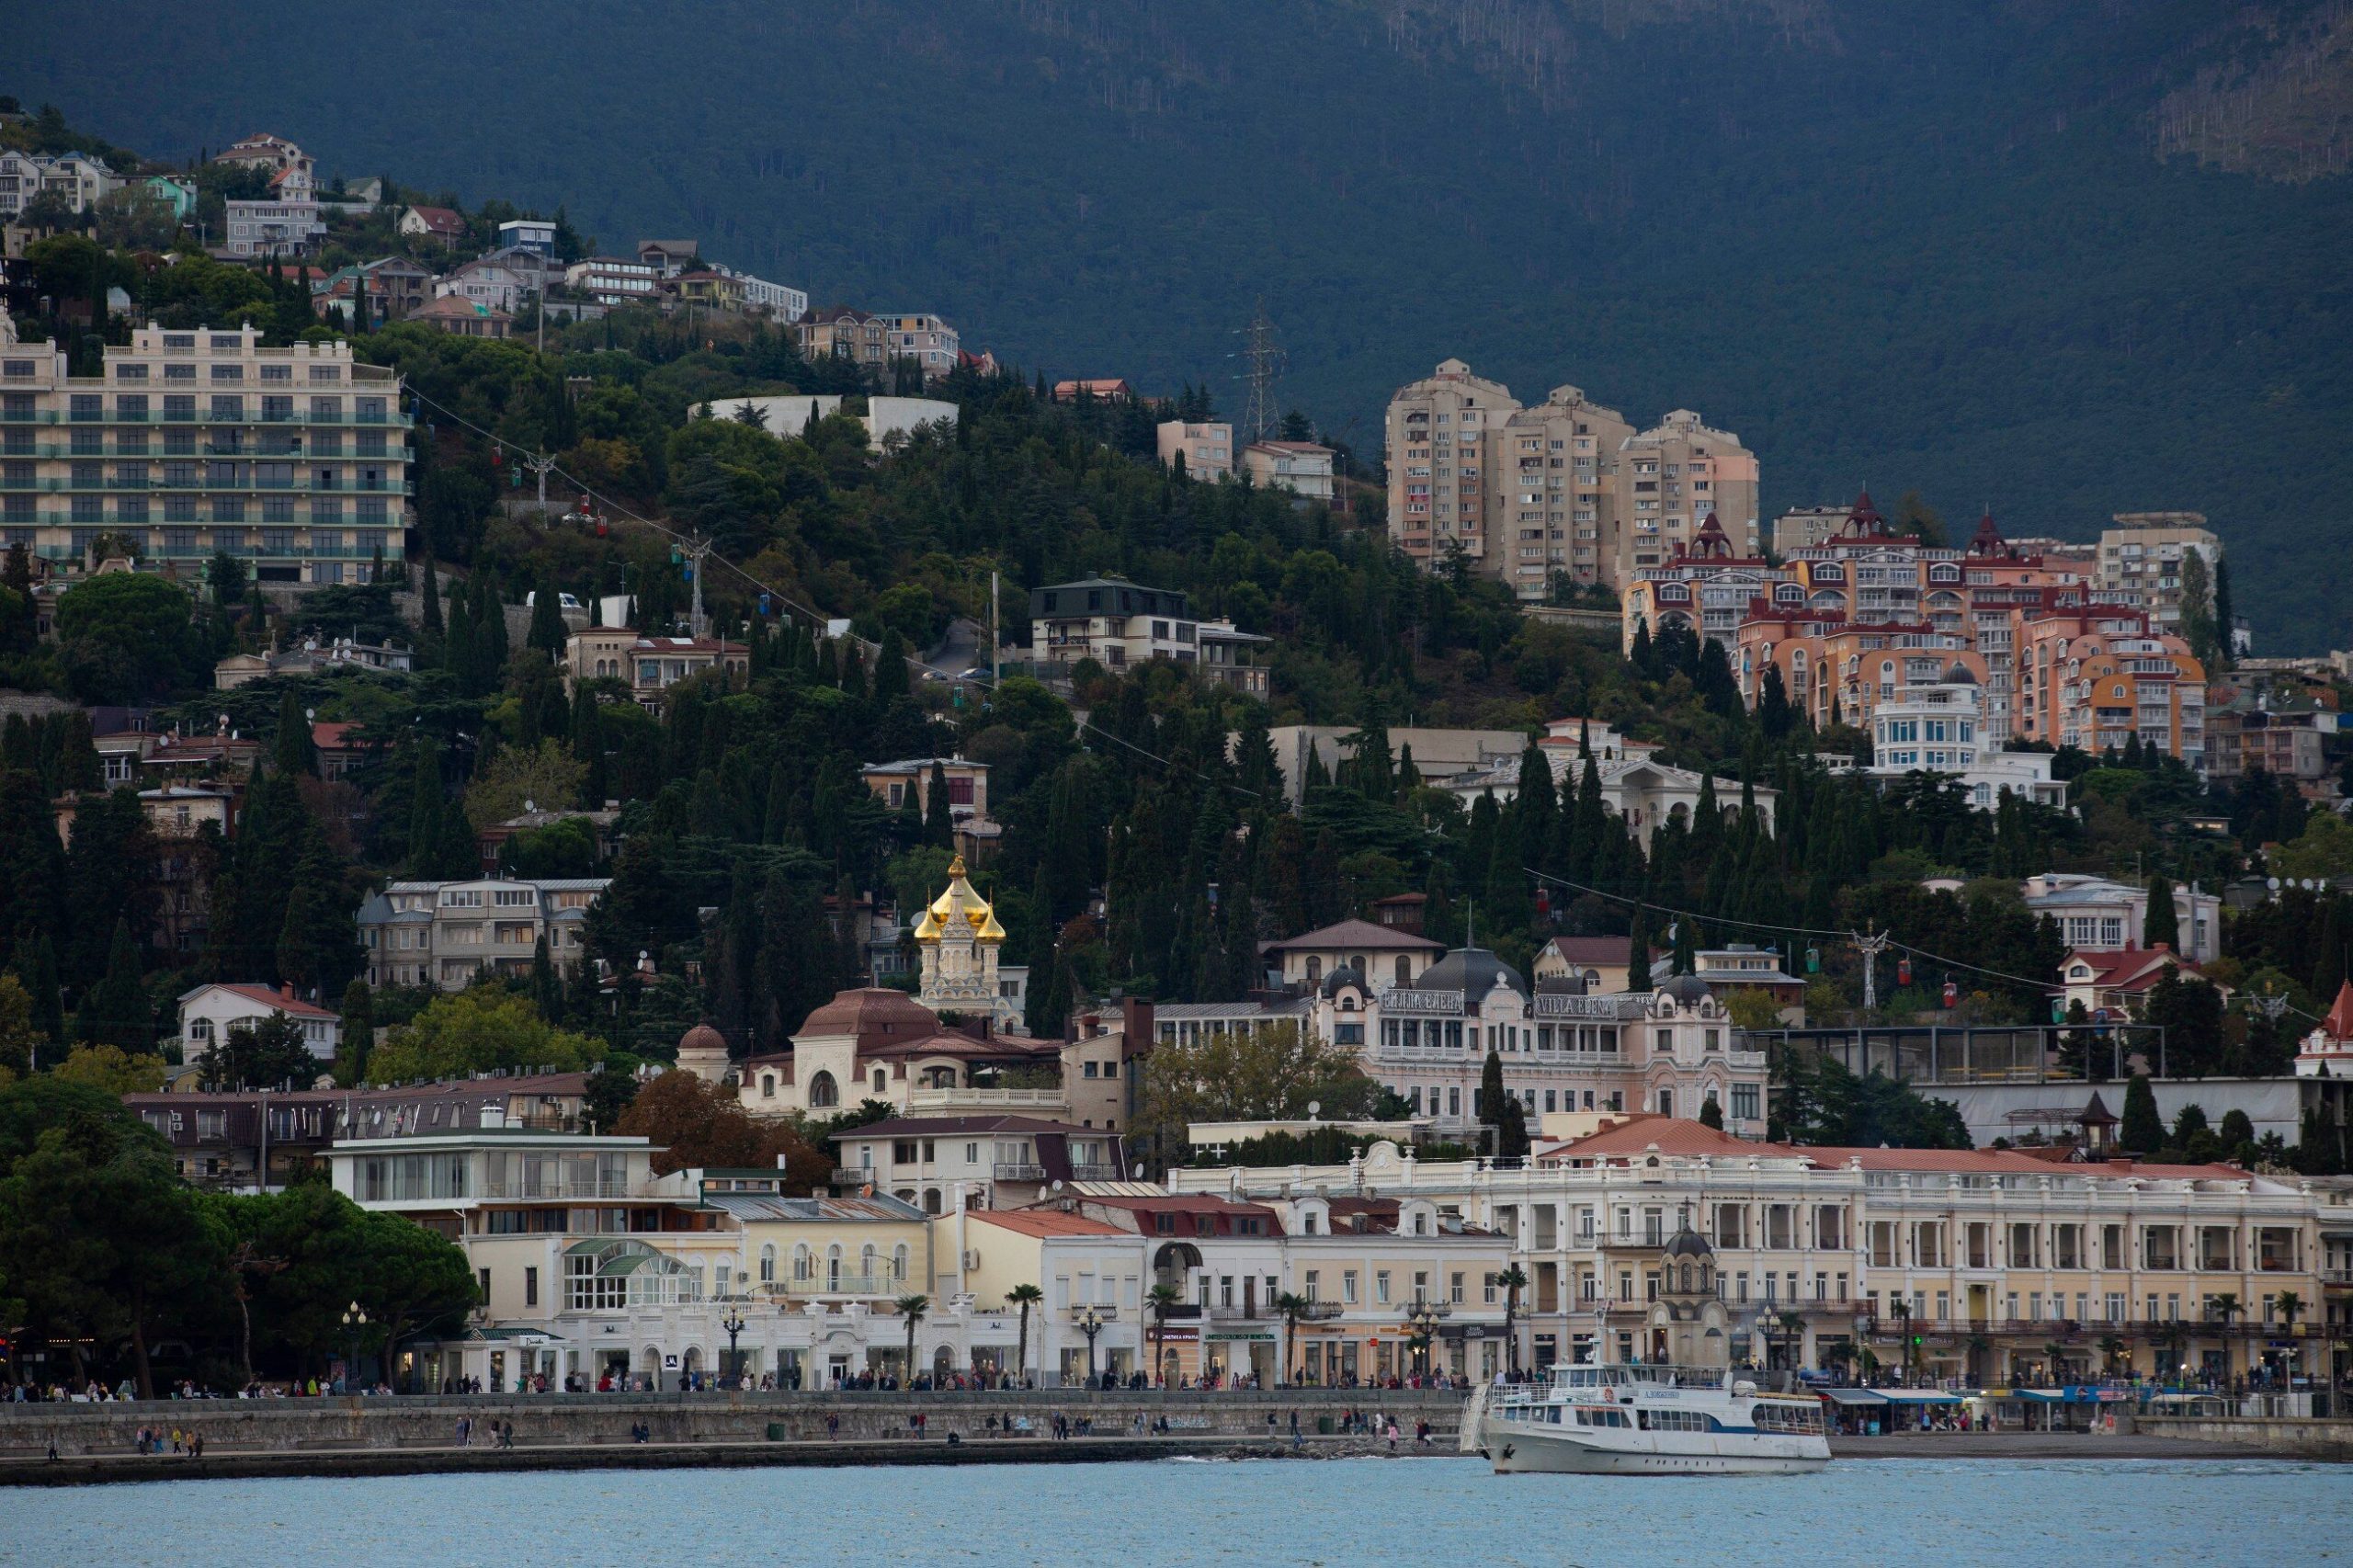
[524,1267,539,1308]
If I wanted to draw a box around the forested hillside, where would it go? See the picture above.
[9,0,2352,648]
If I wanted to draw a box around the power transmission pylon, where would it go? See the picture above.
[1235,301,1285,444]
[1851,930,1893,1012]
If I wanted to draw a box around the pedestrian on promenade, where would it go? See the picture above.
[1290,1411,1302,1449]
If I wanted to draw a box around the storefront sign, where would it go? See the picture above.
[1206,1330,1277,1343]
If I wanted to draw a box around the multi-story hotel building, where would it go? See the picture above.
[1492,384,1633,593]
[2010,592,2206,764]
[1173,1113,2338,1388]
[0,320,408,587]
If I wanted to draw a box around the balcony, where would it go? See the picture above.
[992,1164,1047,1183]
[904,1086,1064,1114]
[1068,1163,1123,1182]
[1294,1301,1346,1322]
[1066,1304,1118,1321]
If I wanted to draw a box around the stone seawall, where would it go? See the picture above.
[0,1389,1470,1461]
[2137,1415,2353,1461]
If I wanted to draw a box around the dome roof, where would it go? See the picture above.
[915,854,1006,943]
[678,1021,727,1059]
[1416,946,1529,1001]
[796,987,940,1040]
[1664,1224,1714,1260]
[1320,962,1366,999]
[1657,972,1711,1006]
[1943,662,1978,685]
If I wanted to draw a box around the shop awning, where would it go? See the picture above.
[1879,1390,1962,1404]
[2010,1390,2064,1403]
[1821,1387,1888,1405]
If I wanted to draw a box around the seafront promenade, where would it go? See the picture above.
[3,1390,2341,1485]
[0,1388,1469,1476]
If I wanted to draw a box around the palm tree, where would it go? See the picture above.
[1965,1333,1993,1387]
[1775,1310,1805,1375]
[895,1293,929,1386]
[1006,1283,1042,1385]
[2097,1335,2128,1379]
[1144,1283,1183,1386]
[2212,1291,2243,1388]
[1275,1291,1311,1386]
[2277,1290,2305,1389]
[2042,1340,2067,1384]
[1497,1265,1529,1378]
[1888,1299,1914,1383]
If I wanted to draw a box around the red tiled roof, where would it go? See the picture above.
[198,983,339,1020]
[1537,1114,1778,1161]
[796,988,938,1040]
[970,1209,1128,1238]
[311,721,364,750]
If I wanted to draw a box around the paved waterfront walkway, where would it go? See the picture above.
[1,1429,2307,1486]
[0,1433,1454,1486]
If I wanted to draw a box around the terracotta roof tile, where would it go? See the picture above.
[969,1209,1129,1239]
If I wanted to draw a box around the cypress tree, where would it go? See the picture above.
[1478,1048,1507,1142]
[2314,898,2348,1001]
[528,571,567,655]
[924,761,955,848]
[2143,872,2179,950]
[338,977,374,1084]
[1625,900,1654,990]
[420,551,444,635]
[2120,1072,2165,1154]
[1670,912,1698,976]
[75,918,150,1051]
[24,936,63,1053]
[874,629,910,701]
[273,688,315,777]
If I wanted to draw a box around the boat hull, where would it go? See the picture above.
[1485,1426,1829,1476]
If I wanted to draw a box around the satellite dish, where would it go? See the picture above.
[1051,1179,1063,1192]
[1307,1101,1321,1120]
[2268,878,2281,891]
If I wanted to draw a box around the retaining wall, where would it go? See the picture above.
[2136,1415,2353,1461]
[0,1388,1469,1459]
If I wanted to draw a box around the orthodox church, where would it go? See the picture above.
[913,855,1018,1029]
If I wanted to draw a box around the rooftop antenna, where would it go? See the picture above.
[1234,300,1285,444]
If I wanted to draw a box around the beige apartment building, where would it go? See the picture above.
[1385,358,1519,582]
[1608,409,1760,585]
[1384,360,1750,597]
[1156,420,1233,478]
[0,320,408,587]
[1773,505,1850,557]
[2097,513,2220,631]
[1493,386,1634,594]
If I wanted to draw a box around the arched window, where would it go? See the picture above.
[1305,957,1323,983]
[871,1068,888,1093]
[1395,956,1411,985]
[893,1244,911,1281]
[860,1244,879,1285]
[807,1070,838,1108]
[792,1244,813,1283]
[759,1074,776,1099]
[758,1244,777,1284]
[825,1244,842,1290]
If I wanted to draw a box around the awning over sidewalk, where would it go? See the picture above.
[1820,1387,1888,1406]
[1879,1390,1963,1404]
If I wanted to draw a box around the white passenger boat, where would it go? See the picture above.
[1462,1364,1831,1475]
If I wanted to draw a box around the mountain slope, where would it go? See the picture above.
[14,0,2352,644]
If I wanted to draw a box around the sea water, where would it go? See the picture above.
[4,1455,2345,1566]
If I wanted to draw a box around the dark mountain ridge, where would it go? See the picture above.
[15,0,2351,642]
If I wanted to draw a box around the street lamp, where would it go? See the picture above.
[1077,1307,1105,1388]
[721,1304,748,1390]
[1408,1307,1441,1381]
[341,1300,369,1393]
